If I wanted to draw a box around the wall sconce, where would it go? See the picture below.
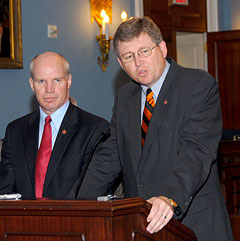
[90,0,112,72]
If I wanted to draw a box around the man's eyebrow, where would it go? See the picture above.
[53,76,65,80]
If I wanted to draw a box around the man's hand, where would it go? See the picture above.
[146,196,174,234]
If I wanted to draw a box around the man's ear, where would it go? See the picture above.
[29,78,35,92]
[67,74,72,89]
[159,41,168,58]
[117,57,124,70]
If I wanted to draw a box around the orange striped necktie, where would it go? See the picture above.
[141,88,155,146]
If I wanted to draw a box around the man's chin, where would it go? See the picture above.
[40,105,57,115]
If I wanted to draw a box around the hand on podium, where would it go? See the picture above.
[146,196,174,234]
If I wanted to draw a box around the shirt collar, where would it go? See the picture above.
[141,60,170,99]
[39,100,70,130]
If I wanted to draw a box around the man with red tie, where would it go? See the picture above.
[77,17,233,241]
[0,51,109,199]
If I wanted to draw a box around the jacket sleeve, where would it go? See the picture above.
[77,106,121,200]
[164,73,222,218]
[68,120,110,199]
[0,124,15,194]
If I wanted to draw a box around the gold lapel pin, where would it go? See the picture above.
[62,129,67,134]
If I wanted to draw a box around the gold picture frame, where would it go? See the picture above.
[0,0,22,69]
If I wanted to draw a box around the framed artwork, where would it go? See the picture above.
[0,0,22,69]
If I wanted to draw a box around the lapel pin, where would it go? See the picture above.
[163,100,168,105]
[62,129,67,134]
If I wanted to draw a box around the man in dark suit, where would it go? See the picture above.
[0,51,109,199]
[77,17,234,240]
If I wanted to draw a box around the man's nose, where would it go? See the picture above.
[45,82,54,92]
[134,54,142,67]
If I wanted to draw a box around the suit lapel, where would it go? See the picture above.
[127,86,142,171]
[142,59,176,154]
[43,104,78,191]
[23,111,40,190]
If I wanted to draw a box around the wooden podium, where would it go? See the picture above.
[0,197,196,241]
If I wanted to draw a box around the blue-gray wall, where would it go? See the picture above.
[0,0,133,138]
[230,0,240,30]
[2,0,240,138]
[218,0,240,31]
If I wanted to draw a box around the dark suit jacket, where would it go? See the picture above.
[0,103,109,199]
[78,58,233,241]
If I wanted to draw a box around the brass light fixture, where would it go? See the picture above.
[90,0,112,72]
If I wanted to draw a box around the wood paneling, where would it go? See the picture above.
[0,198,197,241]
[217,141,240,241]
[230,214,240,241]
[161,30,177,60]
[217,140,240,215]
[143,0,207,33]
[143,0,207,60]
[207,30,240,130]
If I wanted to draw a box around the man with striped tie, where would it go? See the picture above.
[78,17,233,241]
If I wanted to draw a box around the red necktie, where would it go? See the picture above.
[35,116,52,198]
[141,88,155,146]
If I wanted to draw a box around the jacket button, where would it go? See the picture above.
[184,201,189,207]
